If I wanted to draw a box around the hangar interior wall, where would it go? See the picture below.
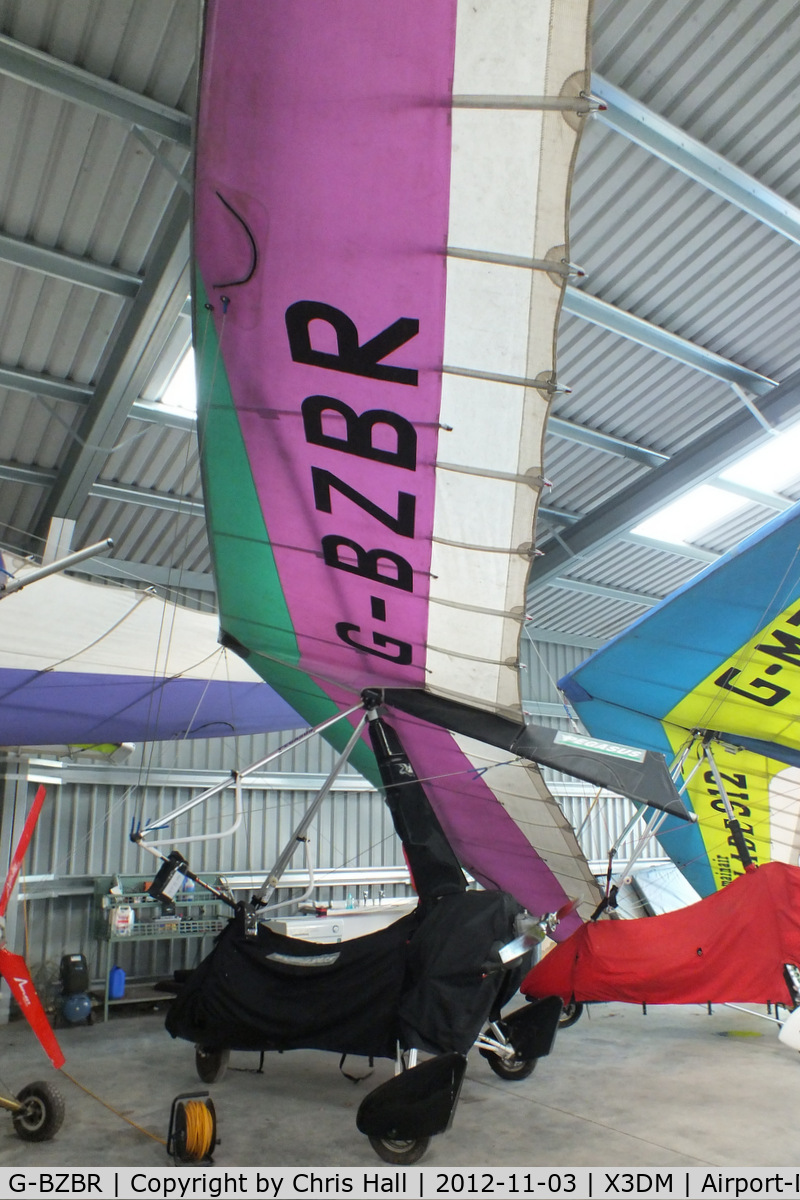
[0,636,672,1008]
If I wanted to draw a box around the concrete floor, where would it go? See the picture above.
[0,998,798,1168]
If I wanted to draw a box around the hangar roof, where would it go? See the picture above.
[1,0,799,704]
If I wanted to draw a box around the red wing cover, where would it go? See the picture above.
[522,861,800,1007]
[0,946,65,1069]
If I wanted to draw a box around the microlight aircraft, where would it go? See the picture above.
[524,501,800,1028]
[144,0,688,1164]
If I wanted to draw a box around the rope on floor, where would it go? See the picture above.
[60,1069,167,1146]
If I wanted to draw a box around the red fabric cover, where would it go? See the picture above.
[521,862,800,1007]
[0,946,65,1069]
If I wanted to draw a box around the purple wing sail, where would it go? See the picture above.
[194,0,602,932]
[0,552,302,749]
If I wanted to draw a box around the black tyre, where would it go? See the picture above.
[368,1134,431,1164]
[12,1081,65,1142]
[195,1045,230,1083]
[559,1001,584,1029]
[486,1051,536,1081]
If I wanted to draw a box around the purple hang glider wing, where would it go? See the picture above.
[194,0,603,931]
[0,553,303,749]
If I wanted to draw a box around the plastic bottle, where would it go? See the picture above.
[108,965,126,1000]
[346,893,354,909]
[113,904,135,936]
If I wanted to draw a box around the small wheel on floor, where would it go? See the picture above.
[195,1045,230,1083]
[559,1001,584,1029]
[368,1134,431,1164]
[12,1081,65,1142]
[487,1051,536,1081]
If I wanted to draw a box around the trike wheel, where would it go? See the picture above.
[487,1051,536,1081]
[12,1081,65,1142]
[368,1134,431,1164]
[559,1001,584,1029]
[195,1045,230,1083]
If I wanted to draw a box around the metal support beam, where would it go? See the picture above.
[593,74,800,248]
[0,230,139,297]
[551,577,662,607]
[548,415,667,467]
[622,531,718,565]
[0,461,55,489]
[522,625,603,651]
[0,462,202,519]
[33,190,191,541]
[528,368,800,593]
[522,701,574,719]
[711,477,792,512]
[0,365,91,405]
[563,286,776,395]
[76,558,215,594]
[0,34,191,145]
[0,360,194,432]
[129,400,195,432]
[90,482,203,518]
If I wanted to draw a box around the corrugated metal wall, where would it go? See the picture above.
[5,749,404,993]
[131,723,355,776]
[519,631,670,874]
[3,630,671,998]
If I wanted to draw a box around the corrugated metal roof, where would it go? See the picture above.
[552,316,738,454]
[529,0,800,675]
[1,0,800,719]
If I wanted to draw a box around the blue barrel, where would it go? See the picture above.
[108,965,126,1000]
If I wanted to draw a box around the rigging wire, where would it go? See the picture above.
[522,619,582,731]
[132,295,225,826]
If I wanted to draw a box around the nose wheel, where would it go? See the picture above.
[368,1134,431,1164]
[195,1045,230,1083]
[10,1081,65,1142]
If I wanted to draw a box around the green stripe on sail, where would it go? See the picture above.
[193,271,380,784]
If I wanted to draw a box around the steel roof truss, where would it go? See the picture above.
[528,369,800,594]
[0,33,191,145]
[593,74,800,249]
[33,191,191,541]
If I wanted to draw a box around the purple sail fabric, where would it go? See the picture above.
[0,668,300,745]
[195,0,454,691]
[194,0,601,930]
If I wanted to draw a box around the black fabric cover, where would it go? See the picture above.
[397,890,522,1055]
[501,996,563,1060]
[166,889,522,1060]
[356,1052,467,1139]
[367,713,467,900]
[166,907,419,1059]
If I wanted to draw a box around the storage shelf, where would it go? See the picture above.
[107,918,228,942]
[96,874,231,1020]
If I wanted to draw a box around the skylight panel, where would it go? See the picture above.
[632,484,746,544]
[721,422,800,493]
[161,349,197,413]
